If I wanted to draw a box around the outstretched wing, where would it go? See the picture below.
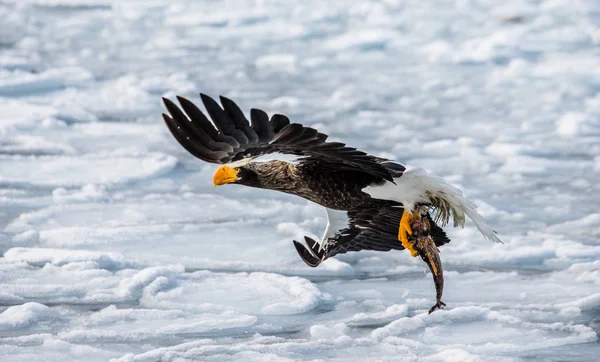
[293,207,451,267]
[162,94,393,181]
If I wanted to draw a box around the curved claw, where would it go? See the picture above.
[428,301,446,314]
[399,210,419,257]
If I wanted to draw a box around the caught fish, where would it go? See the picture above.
[410,213,446,314]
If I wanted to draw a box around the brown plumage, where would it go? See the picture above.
[239,161,393,210]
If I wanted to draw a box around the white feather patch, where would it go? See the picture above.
[226,153,302,168]
[362,166,502,243]
[362,167,432,213]
[320,208,350,251]
[226,157,254,168]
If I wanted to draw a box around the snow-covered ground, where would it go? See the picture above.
[1,0,599,360]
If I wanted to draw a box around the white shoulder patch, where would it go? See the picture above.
[226,157,254,168]
[253,152,302,164]
[226,153,302,168]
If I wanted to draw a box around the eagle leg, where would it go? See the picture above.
[398,210,419,257]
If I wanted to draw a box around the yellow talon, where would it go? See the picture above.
[398,210,419,257]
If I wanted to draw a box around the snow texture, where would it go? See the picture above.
[1,0,599,361]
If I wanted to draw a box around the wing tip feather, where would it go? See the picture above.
[162,96,175,108]
[293,240,323,268]
[175,95,191,105]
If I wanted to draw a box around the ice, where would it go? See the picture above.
[556,112,600,137]
[3,247,135,269]
[0,99,57,129]
[116,264,185,299]
[0,151,177,187]
[255,54,297,73]
[0,67,93,96]
[1,0,599,360]
[0,303,55,330]
[52,184,108,203]
[347,304,409,327]
[560,293,600,312]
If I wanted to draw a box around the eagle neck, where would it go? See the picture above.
[254,161,302,194]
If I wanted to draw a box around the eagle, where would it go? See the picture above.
[161,94,502,313]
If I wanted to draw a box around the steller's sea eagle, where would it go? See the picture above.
[161,94,502,313]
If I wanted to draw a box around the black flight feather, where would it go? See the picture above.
[293,208,451,267]
[162,94,394,181]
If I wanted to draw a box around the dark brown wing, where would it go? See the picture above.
[293,208,451,267]
[162,94,394,181]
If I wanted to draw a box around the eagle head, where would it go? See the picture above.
[212,164,258,187]
[213,160,295,190]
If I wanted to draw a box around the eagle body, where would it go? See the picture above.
[243,160,396,211]
[162,93,502,313]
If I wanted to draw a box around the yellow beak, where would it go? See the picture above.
[213,165,239,186]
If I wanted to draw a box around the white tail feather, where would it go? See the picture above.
[362,166,502,243]
[461,202,503,243]
[403,168,502,244]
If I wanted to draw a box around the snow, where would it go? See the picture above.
[556,112,600,137]
[0,152,177,187]
[3,247,135,269]
[0,303,55,330]
[0,0,599,360]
